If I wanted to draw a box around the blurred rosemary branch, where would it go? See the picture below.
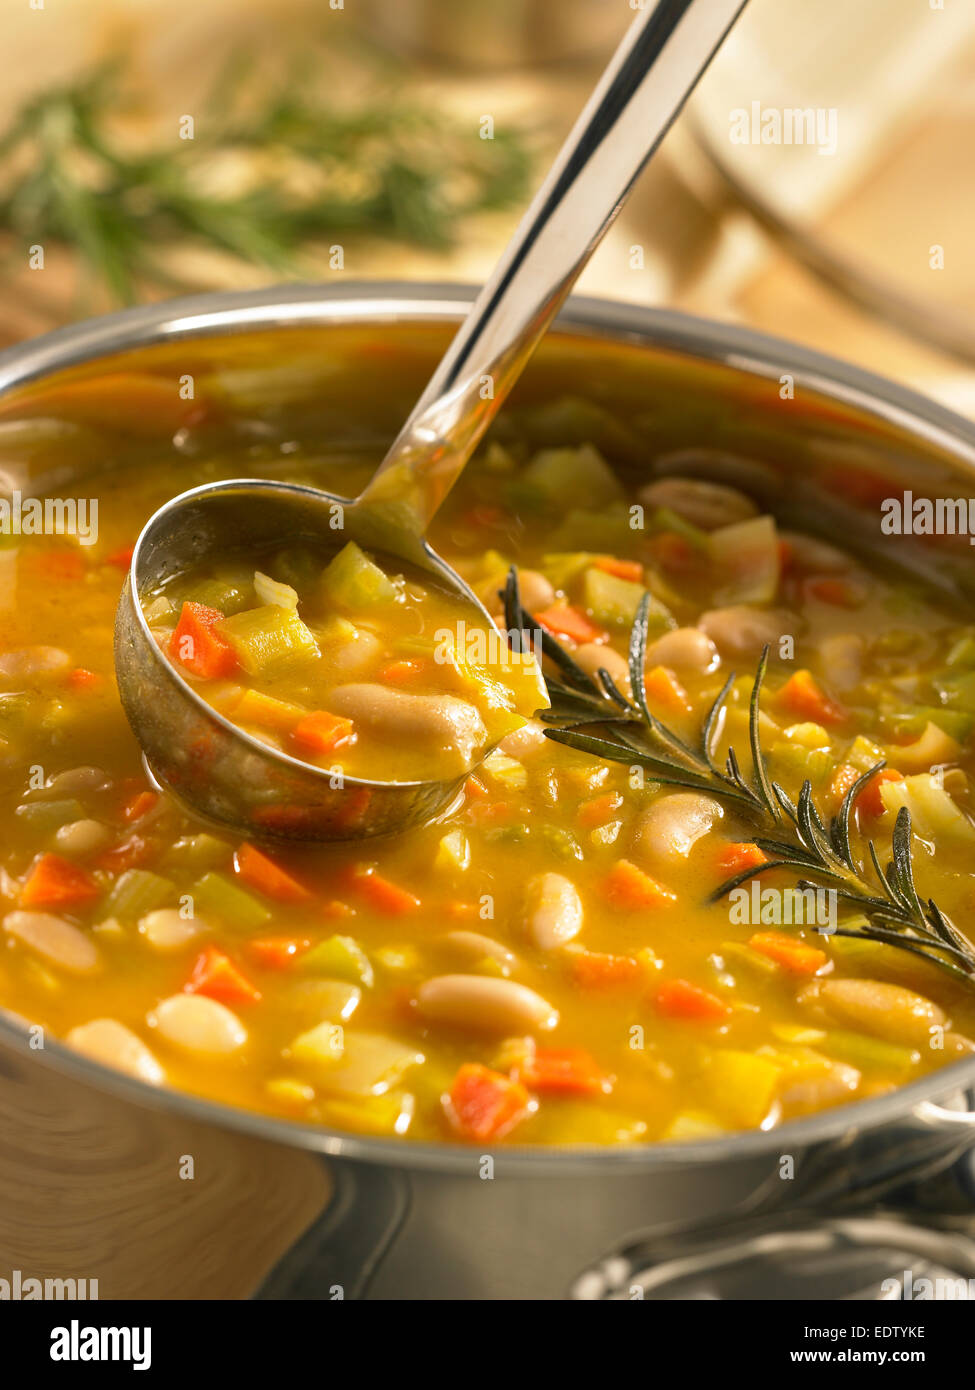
[0,59,534,304]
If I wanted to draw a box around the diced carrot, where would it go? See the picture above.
[26,549,85,583]
[378,658,429,685]
[65,667,104,691]
[246,936,312,969]
[643,665,692,715]
[123,790,159,823]
[577,791,624,828]
[748,930,828,976]
[184,946,262,1004]
[594,556,643,582]
[572,950,643,988]
[715,842,768,878]
[446,1063,531,1141]
[806,576,862,608]
[601,859,676,910]
[655,978,730,1021]
[106,545,135,570]
[468,800,512,826]
[650,532,694,573]
[464,504,506,528]
[345,865,420,916]
[776,669,847,726]
[855,768,903,819]
[446,900,478,921]
[169,602,238,680]
[235,842,310,902]
[20,853,100,910]
[535,604,608,645]
[464,774,489,802]
[321,899,356,919]
[519,1047,606,1096]
[827,763,860,808]
[777,538,795,574]
[290,710,355,757]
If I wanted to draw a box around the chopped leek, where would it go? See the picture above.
[583,566,674,633]
[217,604,319,675]
[103,869,174,920]
[822,1030,920,1072]
[191,872,272,929]
[505,443,622,515]
[320,541,397,610]
[254,570,299,609]
[15,798,84,831]
[879,773,975,842]
[301,934,374,988]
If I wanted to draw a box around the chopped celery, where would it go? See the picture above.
[823,1030,920,1073]
[15,798,84,831]
[485,822,531,846]
[933,670,975,713]
[191,872,272,929]
[770,741,834,784]
[141,595,175,625]
[161,833,231,871]
[583,566,675,632]
[710,515,780,605]
[887,704,972,742]
[705,1049,781,1127]
[945,634,975,670]
[538,824,584,861]
[182,576,250,615]
[718,941,779,977]
[879,773,975,843]
[541,551,598,591]
[254,570,299,609]
[648,506,709,551]
[301,934,374,988]
[846,734,885,772]
[481,751,527,790]
[217,604,319,675]
[103,869,174,920]
[505,443,622,516]
[320,541,397,610]
[435,829,470,871]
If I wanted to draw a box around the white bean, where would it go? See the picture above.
[799,978,945,1047]
[524,872,584,951]
[646,626,718,675]
[779,530,849,572]
[327,685,488,768]
[54,819,113,856]
[573,642,630,693]
[3,910,100,974]
[138,909,208,952]
[632,793,723,869]
[30,766,109,800]
[818,633,863,693]
[147,994,247,1054]
[517,569,556,612]
[637,478,758,531]
[417,975,558,1033]
[443,931,519,972]
[0,646,71,682]
[66,1019,164,1085]
[698,606,797,657]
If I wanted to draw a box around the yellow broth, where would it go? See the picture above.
[0,347,974,1146]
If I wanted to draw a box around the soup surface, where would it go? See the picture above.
[2,358,975,1146]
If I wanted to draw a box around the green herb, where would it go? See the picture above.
[503,567,975,984]
[0,60,533,305]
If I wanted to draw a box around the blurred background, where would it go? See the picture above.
[3,0,975,413]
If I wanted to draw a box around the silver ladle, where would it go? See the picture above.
[115,0,748,841]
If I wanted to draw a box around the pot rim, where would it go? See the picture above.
[2,279,974,1176]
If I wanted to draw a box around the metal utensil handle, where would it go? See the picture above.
[358,0,749,531]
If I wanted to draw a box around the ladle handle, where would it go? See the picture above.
[357,0,749,533]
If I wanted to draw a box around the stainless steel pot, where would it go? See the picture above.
[2,283,975,1302]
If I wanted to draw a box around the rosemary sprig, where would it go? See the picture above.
[503,567,975,984]
[0,60,533,305]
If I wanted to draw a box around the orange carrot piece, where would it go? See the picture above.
[321,899,357,919]
[577,791,624,828]
[447,1063,531,1141]
[643,665,692,714]
[535,604,608,645]
[123,790,159,823]
[105,545,135,570]
[169,602,238,680]
[650,532,694,573]
[520,1047,607,1096]
[235,842,310,902]
[463,774,489,802]
[378,658,428,685]
[26,549,85,583]
[184,946,261,1004]
[594,556,643,582]
[96,834,157,874]
[655,978,730,1021]
[715,842,768,878]
[346,865,420,916]
[601,859,676,910]
[748,931,828,976]
[20,853,100,910]
[806,576,862,608]
[246,936,312,969]
[855,768,903,819]
[65,667,105,691]
[776,669,847,726]
[572,950,643,988]
[827,763,860,808]
[290,710,355,757]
